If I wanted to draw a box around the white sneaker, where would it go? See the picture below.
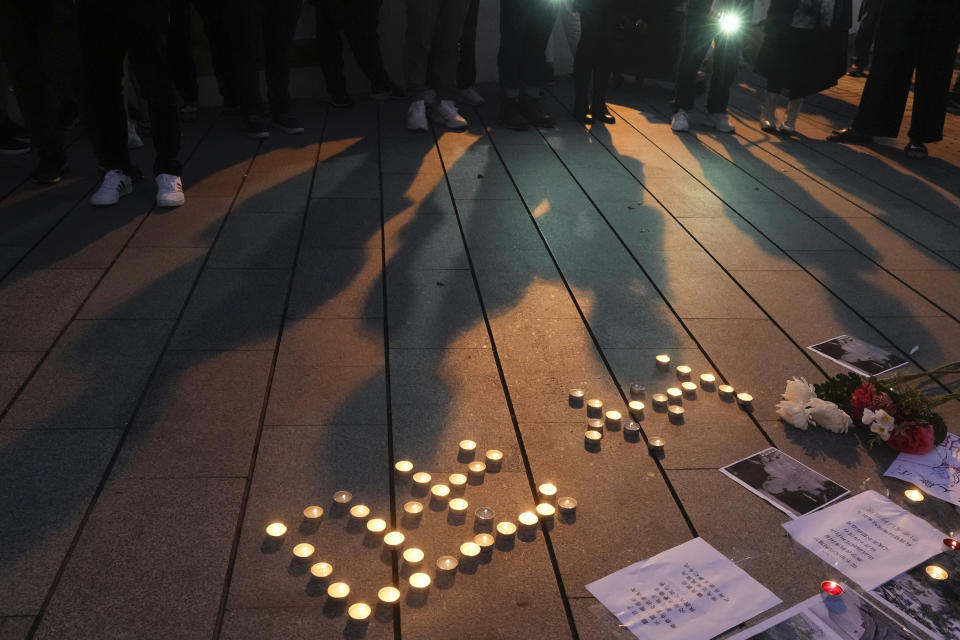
[156,173,185,207]
[430,100,468,130]
[91,169,133,206]
[406,100,428,132]
[671,110,689,132]
[710,112,735,133]
[457,87,485,107]
[127,120,144,149]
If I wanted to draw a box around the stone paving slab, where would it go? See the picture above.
[0,268,102,351]
[207,212,302,269]
[0,617,32,640]
[128,196,234,248]
[0,351,42,410]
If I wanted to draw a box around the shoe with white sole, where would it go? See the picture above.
[91,169,133,206]
[156,173,185,207]
[406,100,428,131]
[671,110,689,132]
[710,112,735,133]
[127,120,144,149]
[430,99,468,130]
[457,87,485,107]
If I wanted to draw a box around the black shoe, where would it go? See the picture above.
[519,95,555,128]
[572,101,591,124]
[905,141,928,158]
[826,127,872,144]
[591,105,615,124]
[180,103,199,122]
[946,98,960,115]
[0,135,30,155]
[57,100,81,129]
[0,118,30,143]
[272,113,304,134]
[847,64,867,78]
[371,81,405,100]
[242,115,270,139]
[499,97,529,130]
[330,92,354,108]
[32,156,69,184]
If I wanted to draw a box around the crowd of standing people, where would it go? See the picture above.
[0,0,958,209]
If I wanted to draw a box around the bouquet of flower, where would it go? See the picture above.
[776,363,960,454]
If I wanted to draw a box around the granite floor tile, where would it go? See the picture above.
[0,269,103,351]
[129,196,233,248]
[287,248,383,319]
[302,198,380,249]
[671,215,802,271]
[386,268,490,349]
[818,217,954,271]
[207,212,302,269]
[0,616,32,640]
[221,606,393,640]
[0,352,42,411]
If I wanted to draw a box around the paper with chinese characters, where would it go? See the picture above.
[585,537,781,640]
[883,432,960,508]
[782,490,945,590]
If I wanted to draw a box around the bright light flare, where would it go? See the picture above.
[718,12,742,35]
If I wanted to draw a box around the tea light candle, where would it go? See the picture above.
[293,542,315,558]
[349,504,371,519]
[412,472,432,486]
[366,518,387,533]
[449,473,467,490]
[648,436,666,454]
[460,541,481,558]
[666,387,683,402]
[384,531,405,549]
[586,398,603,418]
[676,365,692,380]
[820,581,843,596]
[681,381,697,397]
[518,511,538,527]
[348,603,371,621]
[737,392,753,407]
[718,384,735,398]
[327,582,350,599]
[394,460,414,477]
[449,498,469,514]
[651,393,668,408]
[587,418,604,431]
[630,383,646,400]
[378,587,400,604]
[628,400,644,420]
[459,439,477,456]
[558,496,578,513]
[668,406,685,422]
[925,565,948,580]
[403,500,423,516]
[403,547,424,564]
[430,484,451,499]
[569,388,585,408]
[436,555,459,572]
[265,522,287,537]
[605,410,622,428]
[333,490,353,505]
[944,538,960,551]
[409,572,431,589]
[656,354,671,367]
[624,421,641,439]
[303,505,324,520]
[700,373,716,388]
[474,533,495,549]
[536,503,556,518]
[904,488,924,502]
[485,449,503,469]
[538,483,558,503]
[468,461,486,475]
[585,430,603,445]
[310,561,333,578]
[496,521,517,537]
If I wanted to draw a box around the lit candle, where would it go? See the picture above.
[378,586,400,604]
[630,383,646,400]
[412,471,432,487]
[605,410,622,429]
[459,439,477,456]
[474,533,495,549]
[468,461,486,475]
[366,518,387,534]
[904,488,924,502]
[585,430,602,446]
[681,381,697,397]
[409,572,431,589]
[820,581,843,596]
[303,505,323,520]
[265,522,287,537]
[310,561,333,578]
[651,393,668,408]
[430,484,451,500]
[536,503,556,518]
[485,449,503,468]
[569,388,585,408]
[945,538,960,551]
[460,541,481,557]
[925,565,948,580]
[628,400,644,420]
[293,543,315,559]
[558,496,578,513]
[668,406,685,423]
[587,418,604,432]
[449,473,467,490]
[384,531,405,549]
[737,392,753,407]
[394,460,414,477]
[403,500,423,516]
[403,547,424,564]
[656,354,671,368]
[475,506,495,524]
[648,436,666,455]
[586,398,603,418]
[538,483,558,503]
[700,373,716,389]
[348,603,371,621]
[518,511,538,527]
[449,498,469,514]
[718,384,735,398]
[333,490,353,505]
[624,421,641,440]
[496,521,517,537]
[327,582,350,599]
[349,504,371,519]
[436,555,459,572]
[666,387,682,402]
[676,365,692,380]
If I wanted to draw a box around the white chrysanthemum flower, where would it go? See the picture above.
[776,400,812,430]
[806,398,852,434]
[864,408,895,440]
[782,377,816,404]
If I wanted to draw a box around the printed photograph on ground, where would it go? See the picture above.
[807,335,908,378]
[872,550,960,640]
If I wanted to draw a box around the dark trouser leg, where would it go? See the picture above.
[0,0,66,161]
[706,28,741,114]
[852,0,881,67]
[853,0,920,137]
[498,0,524,94]
[342,0,391,86]
[167,0,199,103]
[233,0,265,117]
[405,0,441,99]
[192,0,239,106]
[79,0,128,171]
[518,0,559,93]
[574,8,601,110]
[673,0,712,111]
[456,0,479,89]
[907,0,960,142]
[427,0,469,100]
[315,0,348,95]
[262,0,302,116]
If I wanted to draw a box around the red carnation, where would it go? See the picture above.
[850,382,896,424]
[886,422,935,455]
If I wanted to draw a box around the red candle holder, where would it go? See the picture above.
[945,538,960,551]
[821,581,843,596]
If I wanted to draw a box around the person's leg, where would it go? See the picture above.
[851,0,880,71]
[262,0,303,118]
[705,16,743,114]
[341,0,392,88]
[498,0,524,97]
[191,0,240,108]
[561,0,581,59]
[167,0,199,105]
[404,0,441,100]
[673,0,712,113]
[231,0,266,121]
[429,0,470,101]
[315,0,349,96]
[457,0,480,90]
[573,6,600,118]
[518,0,558,94]
[906,0,960,143]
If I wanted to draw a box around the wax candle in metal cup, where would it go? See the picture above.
[648,436,666,456]
[586,398,603,418]
[449,498,469,515]
[292,542,315,559]
[587,418,604,432]
[327,582,350,600]
[468,461,486,476]
[436,555,459,572]
[736,392,753,409]
[348,603,371,622]
[496,521,517,539]
[458,439,477,457]
[925,565,948,580]
[384,531,405,550]
[681,381,697,398]
[349,504,371,520]
[628,401,644,421]
[569,388,585,408]
[366,518,387,534]
[403,500,423,517]
[310,561,333,579]
[820,581,843,596]
[538,483,558,504]
[945,538,960,551]
[265,522,287,538]
[651,393,668,409]
[904,488,924,502]
[394,460,414,478]
[718,384,735,399]
[668,406,685,424]
[303,505,323,521]
[448,473,468,494]
[536,503,556,519]
[557,496,578,514]
[585,430,602,449]
[474,533,495,551]
[430,484,451,502]
[666,387,683,404]
[656,354,671,368]
[412,472,432,488]
[403,547,424,565]
[378,587,400,605]
[604,410,622,429]
[333,490,353,505]
[409,572,431,589]
[699,373,716,390]
[484,449,503,471]
[630,383,646,400]
[675,365,692,380]
[518,511,539,528]
[460,541,481,559]
[624,421,641,441]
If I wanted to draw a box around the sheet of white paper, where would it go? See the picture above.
[782,490,945,590]
[727,586,920,640]
[586,537,781,640]
[883,433,960,508]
